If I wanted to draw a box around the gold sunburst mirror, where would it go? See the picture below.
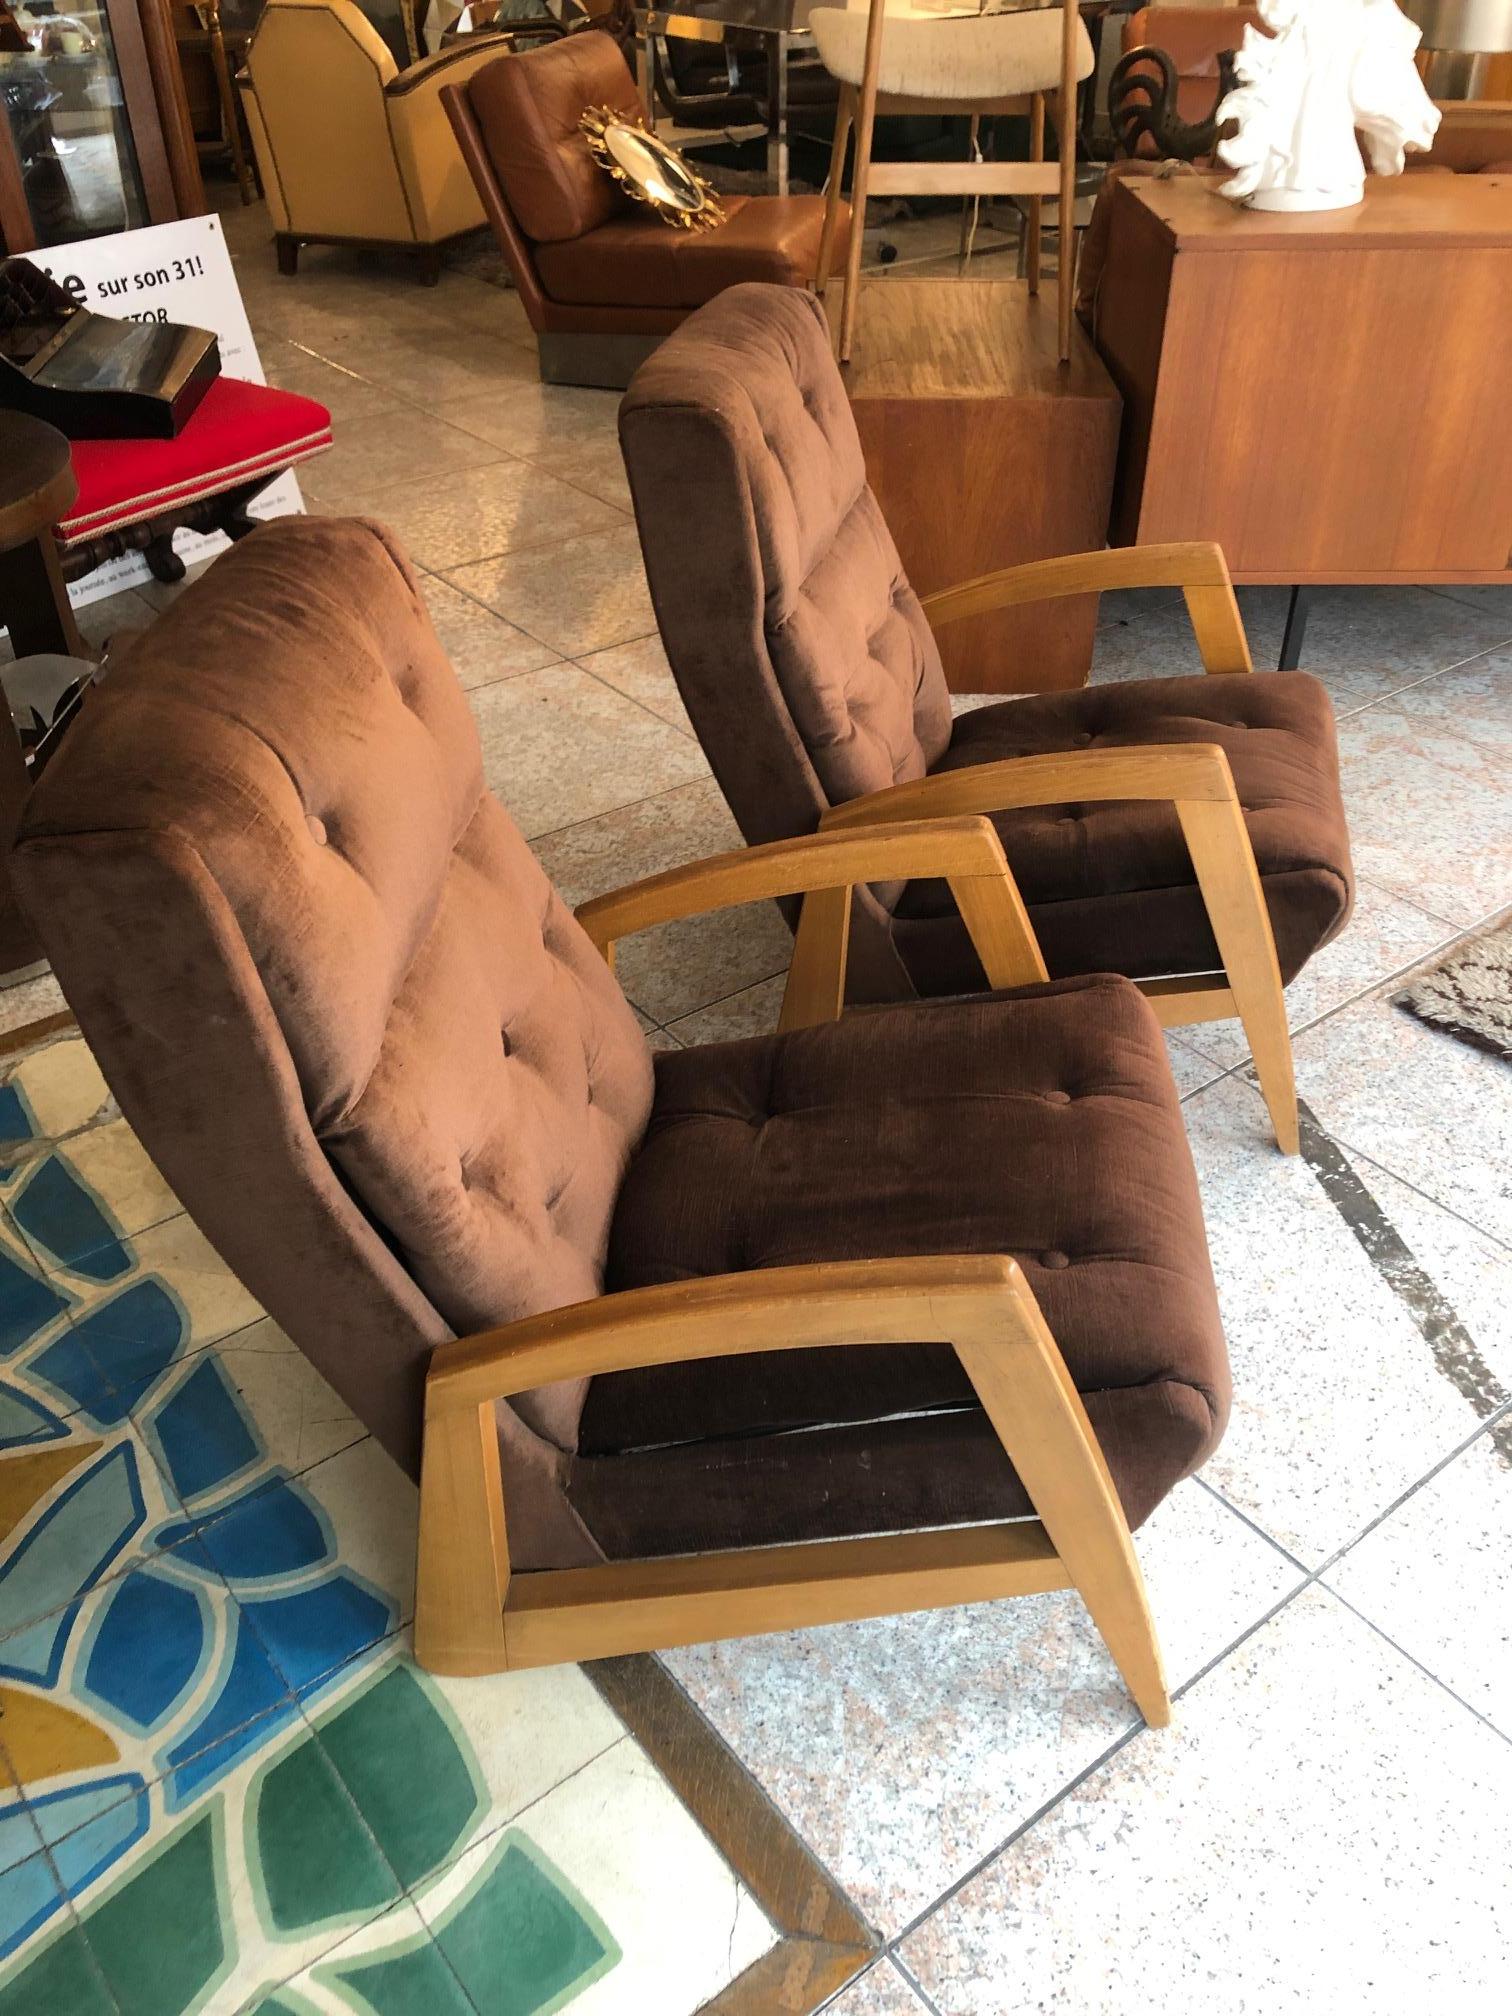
[580,106,726,233]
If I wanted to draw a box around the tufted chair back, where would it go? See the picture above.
[13,518,654,1495]
[620,282,952,996]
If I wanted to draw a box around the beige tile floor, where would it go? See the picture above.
[5,187,1512,2013]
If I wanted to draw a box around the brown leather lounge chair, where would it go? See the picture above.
[13,516,1228,1718]
[441,32,844,387]
[619,283,1356,1155]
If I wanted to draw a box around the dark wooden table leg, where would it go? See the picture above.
[0,533,87,661]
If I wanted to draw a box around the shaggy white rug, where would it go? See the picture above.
[1398,917,1512,1062]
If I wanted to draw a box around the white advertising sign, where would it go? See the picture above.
[25,213,305,606]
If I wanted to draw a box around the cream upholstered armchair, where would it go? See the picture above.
[239,0,551,281]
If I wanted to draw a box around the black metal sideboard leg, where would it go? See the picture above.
[1278,585,1313,671]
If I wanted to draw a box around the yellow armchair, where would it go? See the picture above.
[239,0,554,281]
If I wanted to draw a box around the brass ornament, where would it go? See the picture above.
[579,106,726,233]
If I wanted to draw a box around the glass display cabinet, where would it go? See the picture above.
[0,0,203,252]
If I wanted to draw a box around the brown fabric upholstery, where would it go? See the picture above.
[464,31,638,243]
[13,517,654,1489]
[577,977,1228,1551]
[620,282,1354,1005]
[896,673,1351,991]
[535,194,835,308]
[14,513,1230,1581]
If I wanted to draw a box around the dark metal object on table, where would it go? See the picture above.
[0,257,221,439]
[1107,41,1236,161]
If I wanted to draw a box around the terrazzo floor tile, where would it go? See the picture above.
[1090,584,1512,711]
[1290,983,1512,1248]
[22,1119,178,1268]
[298,409,510,514]
[466,662,708,840]
[664,973,789,1047]
[447,522,658,660]
[263,1897,474,2016]
[1325,1422,1512,1739]
[577,634,695,736]
[532,782,793,1024]
[417,574,561,689]
[1177,875,1456,1071]
[413,1739,777,2016]
[666,1479,1300,1935]
[440,385,634,511]
[1338,644,1512,781]
[1184,1073,1512,1564]
[897,1587,1512,2016]
[824,1957,934,2013]
[1336,708,1512,927]
[0,973,66,1038]
[259,337,413,424]
[330,459,625,575]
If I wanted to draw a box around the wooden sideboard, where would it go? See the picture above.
[1094,173,1512,586]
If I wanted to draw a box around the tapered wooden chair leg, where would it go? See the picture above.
[816,84,854,297]
[957,1287,1171,1728]
[415,1400,511,1676]
[1178,797,1300,1155]
[958,112,982,272]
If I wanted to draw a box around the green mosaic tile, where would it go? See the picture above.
[430,1833,618,2016]
[249,1724,399,1935]
[81,1810,235,2016]
[325,1918,474,2016]
[316,1663,486,1890]
[0,1920,114,2016]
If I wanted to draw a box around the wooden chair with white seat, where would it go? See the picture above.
[811,0,1093,361]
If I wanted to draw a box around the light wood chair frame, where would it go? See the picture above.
[814,538,1301,1155]
[814,0,1084,362]
[414,813,1169,1729]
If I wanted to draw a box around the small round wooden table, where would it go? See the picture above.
[0,411,86,662]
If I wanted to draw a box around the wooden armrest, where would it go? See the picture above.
[920,541,1253,676]
[428,1254,1019,1414]
[575,815,1048,1024]
[416,1251,1168,1726]
[820,743,1238,835]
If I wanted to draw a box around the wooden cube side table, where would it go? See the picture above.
[831,279,1123,694]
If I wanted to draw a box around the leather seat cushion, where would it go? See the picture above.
[535,195,835,308]
[575,976,1228,1554]
[893,670,1353,991]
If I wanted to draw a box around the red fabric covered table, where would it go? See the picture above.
[53,376,332,571]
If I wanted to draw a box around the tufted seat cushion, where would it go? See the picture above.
[571,974,1228,1556]
[897,671,1353,991]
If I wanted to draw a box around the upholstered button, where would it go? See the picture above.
[1040,1250,1071,1269]
[1073,732,1093,747]
[307,816,327,846]
[1042,1090,1071,1106]
[1058,815,1078,827]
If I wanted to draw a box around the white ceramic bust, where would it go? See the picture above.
[1217,0,1442,212]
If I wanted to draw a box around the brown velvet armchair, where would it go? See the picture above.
[12,516,1229,1717]
[441,33,843,386]
[619,283,1356,1157]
